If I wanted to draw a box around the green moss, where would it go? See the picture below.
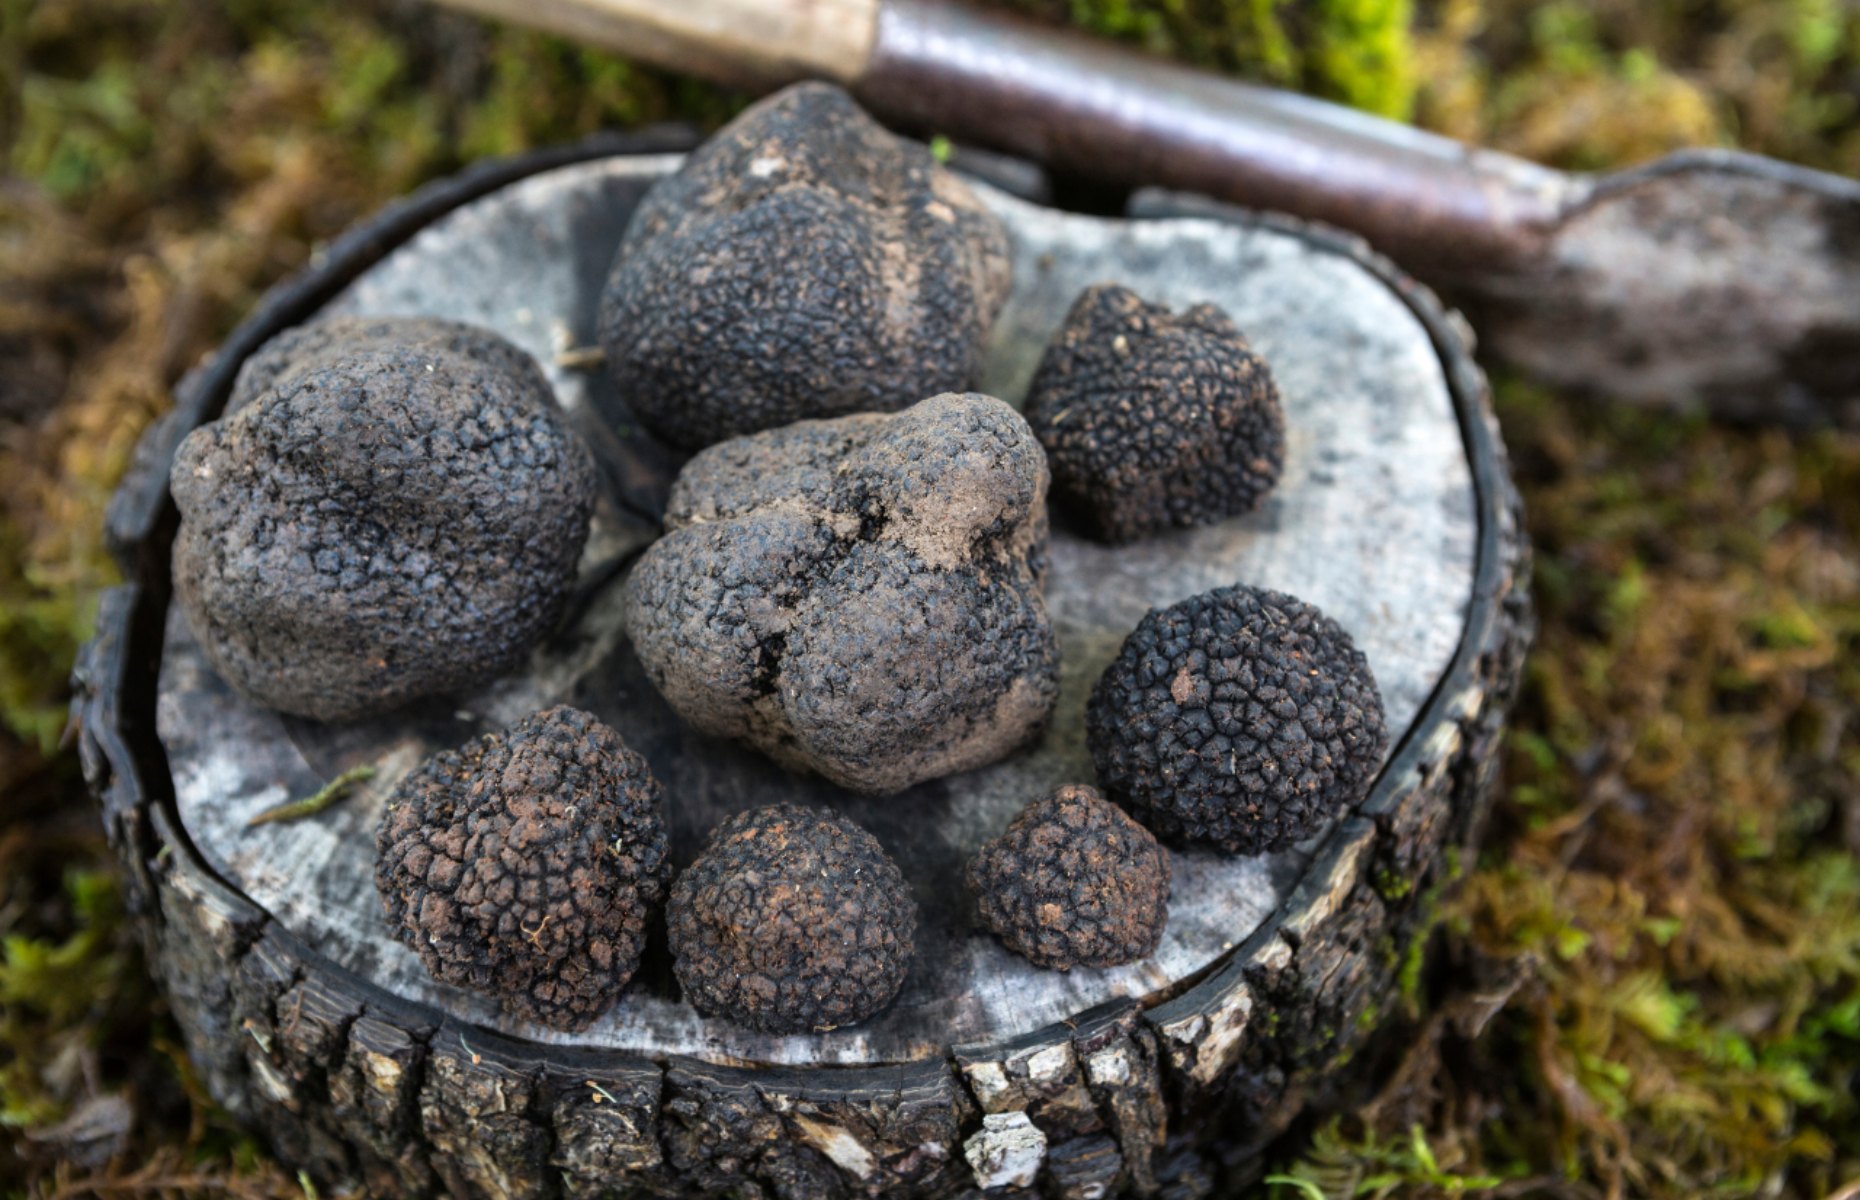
[1310,0,1415,116]
[1411,0,1860,173]
[1,868,125,1128]
[0,524,95,752]
[1268,1122,1507,1198]
[1433,381,1860,1194]
[1373,867,1414,903]
[1395,924,1427,1011]
[995,0,1416,118]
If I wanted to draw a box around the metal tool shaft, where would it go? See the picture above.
[862,1,1583,275]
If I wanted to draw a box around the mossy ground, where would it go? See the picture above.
[3,1,1858,1196]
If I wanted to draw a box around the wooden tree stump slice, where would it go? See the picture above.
[77,139,1532,1200]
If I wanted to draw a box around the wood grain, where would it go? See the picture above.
[436,0,879,88]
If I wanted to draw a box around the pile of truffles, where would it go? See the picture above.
[171,79,1408,1040]
[171,316,596,720]
[624,391,1059,794]
[600,82,1011,450]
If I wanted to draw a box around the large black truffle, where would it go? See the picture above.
[668,804,916,1034]
[624,392,1058,794]
[599,81,1012,450]
[967,784,1171,970]
[171,316,597,721]
[1025,284,1285,544]
[1087,585,1387,855]
[374,706,671,1031]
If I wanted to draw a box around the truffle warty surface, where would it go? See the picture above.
[1088,584,1388,855]
[375,706,671,1031]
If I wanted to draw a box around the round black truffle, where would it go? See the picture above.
[1025,284,1285,544]
[171,316,597,721]
[374,706,670,1032]
[624,392,1057,794]
[599,81,1012,450]
[668,804,917,1034]
[1087,584,1388,855]
[967,784,1171,970]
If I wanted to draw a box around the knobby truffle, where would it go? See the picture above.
[599,81,1012,450]
[1088,584,1388,855]
[967,784,1171,970]
[375,706,670,1031]
[171,316,597,721]
[1025,284,1285,544]
[624,392,1059,794]
[668,804,916,1034]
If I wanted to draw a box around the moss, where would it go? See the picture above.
[1373,867,1414,903]
[1395,923,1427,1012]
[0,520,94,752]
[1288,380,1860,1196]
[1,867,124,1128]
[995,0,1417,118]
[1311,0,1416,117]
[1411,0,1860,173]
[1267,1122,1507,1198]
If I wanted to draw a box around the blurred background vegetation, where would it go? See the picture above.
[2,0,1858,1196]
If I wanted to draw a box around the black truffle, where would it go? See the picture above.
[374,706,670,1031]
[1087,584,1388,855]
[624,392,1058,794]
[1025,284,1285,544]
[171,316,597,721]
[668,804,916,1034]
[599,81,1012,450]
[967,784,1171,970]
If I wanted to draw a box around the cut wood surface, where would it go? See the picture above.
[80,144,1531,1198]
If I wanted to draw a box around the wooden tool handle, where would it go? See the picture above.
[437,0,881,87]
[432,0,1577,274]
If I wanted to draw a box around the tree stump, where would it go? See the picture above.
[76,136,1532,1199]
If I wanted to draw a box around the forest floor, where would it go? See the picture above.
[3,1,1858,1196]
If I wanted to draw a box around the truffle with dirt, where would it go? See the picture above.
[1088,583,1388,855]
[1025,284,1285,544]
[623,391,1059,794]
[169,315,597,721]
[374,706,671,1032]
[967,784,1172,970]
[599,81,1012,451]
[667,803,917,1034]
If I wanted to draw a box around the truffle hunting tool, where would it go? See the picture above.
[80,83,1531,1197]
[440,0,1860,427]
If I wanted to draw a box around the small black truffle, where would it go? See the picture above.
[1087,584,1388,855]
[375,706,670,1031]
[624,392,1058,794]
[599,81,1012,450]
[171,316,597,721]
[1025,284,1285,544]
[668,804,916,1034]
[967,784,1171,970]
